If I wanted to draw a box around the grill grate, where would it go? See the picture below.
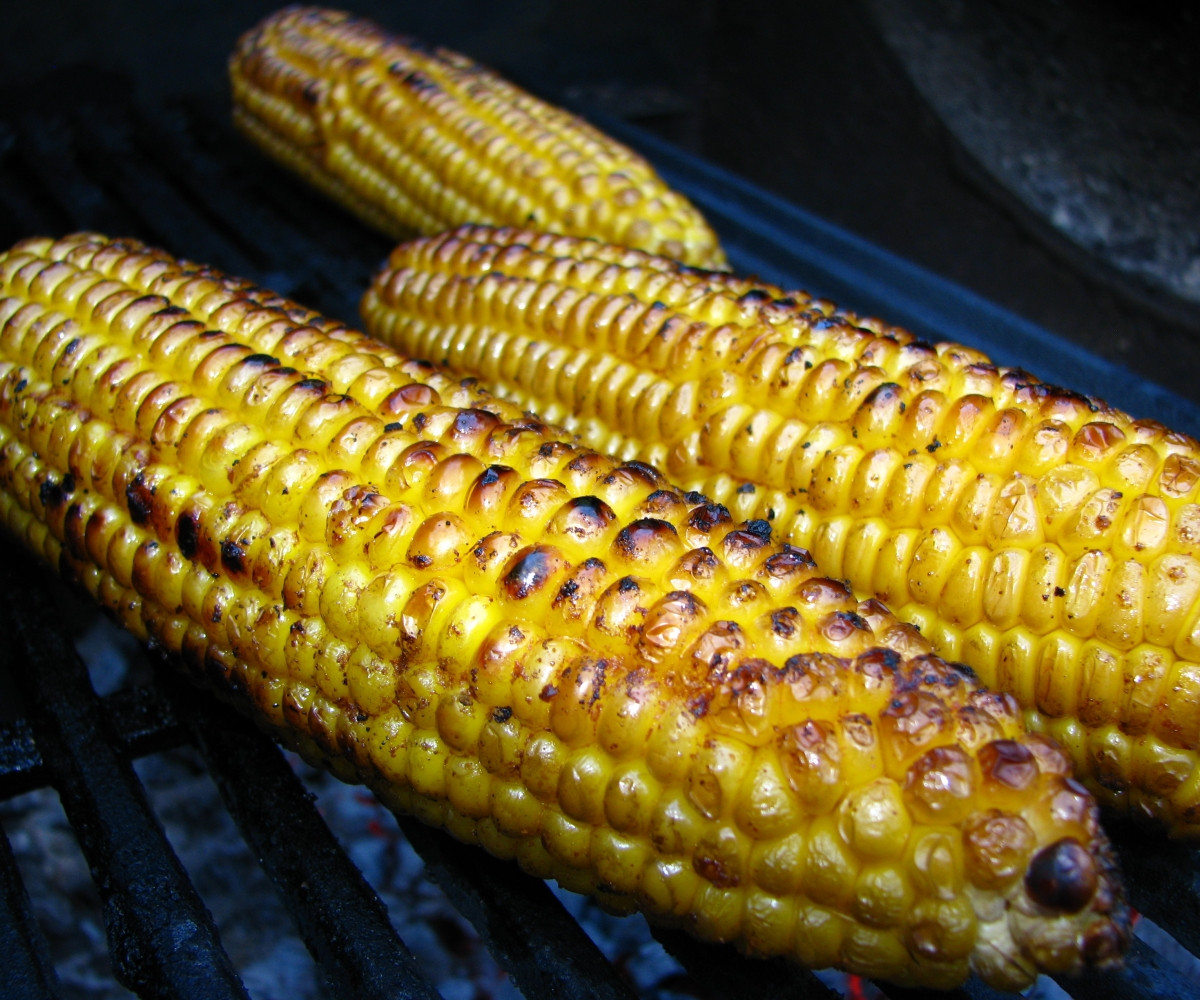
[2,66,1200,1000]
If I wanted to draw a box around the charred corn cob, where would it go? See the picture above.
[0,233,1129,990]
[362,223,1200,837]
[228,6,727,270]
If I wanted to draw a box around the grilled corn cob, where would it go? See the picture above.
[228,6,727,269]
[0,233,1128,991]
[362,223,1200,837]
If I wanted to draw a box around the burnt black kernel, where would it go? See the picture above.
[770,607,800,638]
[126,474,155,525]
[1054,586,1066,597]
[617,576,640,594]
[737,288,772,304]
[614,518,677,558]
[556,579,580,601]
[384,421,403,432]
[744,519,772,541]
[295,377,327,393]
[63,337,81,356]
[492,706,513,723]
[38,478,65,509]
[61,473,75,494]
[1024,839,1097,914]
[13,377,28,392]
[221,539,247,574]
[452,408,498,437]
[683,490,708,504]
[480,465,506,486]
[502,547,557,600]
[926,438,942,453]
[242,353,280,367]
[177,510,200,560]
[687,503,731,533]
[290,621,305,634]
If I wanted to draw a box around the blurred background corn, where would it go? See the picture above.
[0,232,1128,990]
[229,6,728,269]
[362,223,1200,837]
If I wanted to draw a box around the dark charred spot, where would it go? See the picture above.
[925,438,942,453]
[980,740,1038,790]
[177,510,199,558]
[744,519,772,541]
[607,460,663,487]
[242,353,280,367]
[614,518,677,559]
[1024,838,1098,914]
[556,579,579,600]
[502,546,557,600]
[63,337,81,356]
[480,465,505,487]
[492,706,513,723]
[290,621,305,634]
[736,481,756,494]
[770,607,800,638]
[13,378,27,393]
[737,288,773,305]
[126,473,155,525]
[39,477,68,509]
[274,366,299,378]
[413,412,429,432]
[451,408,499,439]
[764,544,817,577]
[410,553,433,569]
[683,490,708,504]
[617,576,640,594]
[554,495,616,536]
[784,347,804,366]
[1054,586,1066,597]
[687,502,732,534]
[395,67,440,93]
[294,377,327,394]
[385,421,403,432]
[220,539,247,575]
[722,527,768,555]
[210,604,222,624]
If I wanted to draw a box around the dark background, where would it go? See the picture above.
[3,0,1198,407]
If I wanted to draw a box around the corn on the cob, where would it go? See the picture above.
[0,232,1129,990]
[228,6,728,270]
[362,223,1200,837]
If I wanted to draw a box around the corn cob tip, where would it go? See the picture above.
[0,231,1131,991]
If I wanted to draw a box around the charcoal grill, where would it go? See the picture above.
[2,53,1200,1000]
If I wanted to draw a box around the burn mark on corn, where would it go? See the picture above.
[502,545,559,600]
[980,739,1038,790]
[614,518,677,560]
[177,509,201,560]
[221,539,247,574]
[39,473,75,509]
[125,473,155,525]
[687,502,731,534]
[294,377,327,393]
[1025,838,1097,914]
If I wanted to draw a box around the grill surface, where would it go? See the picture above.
[2,65,1200,1000]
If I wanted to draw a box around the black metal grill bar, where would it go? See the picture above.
[0,553,251,1000]
[173,681,447,1000]
[0,822,66,1000]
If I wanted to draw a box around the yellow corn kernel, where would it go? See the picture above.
[363,223,1200,836]
[0,232,1129,992]
[229,7,726,268]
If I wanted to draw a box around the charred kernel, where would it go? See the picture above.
[687,502,732,534]
[1024,838,1098,914]
[176,508,201,559]
[979,739,1038,790]
[126,473,155,524]
[501,545,567,601]
[548,495,617,540]
[613,518,678,563]
[220,538,247,574]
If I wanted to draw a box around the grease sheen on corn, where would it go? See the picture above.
[229,6,727,269]
[0,233,1129,991]
[362,224,1200,837]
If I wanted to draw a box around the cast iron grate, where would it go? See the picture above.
[1,67,1199,1000]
